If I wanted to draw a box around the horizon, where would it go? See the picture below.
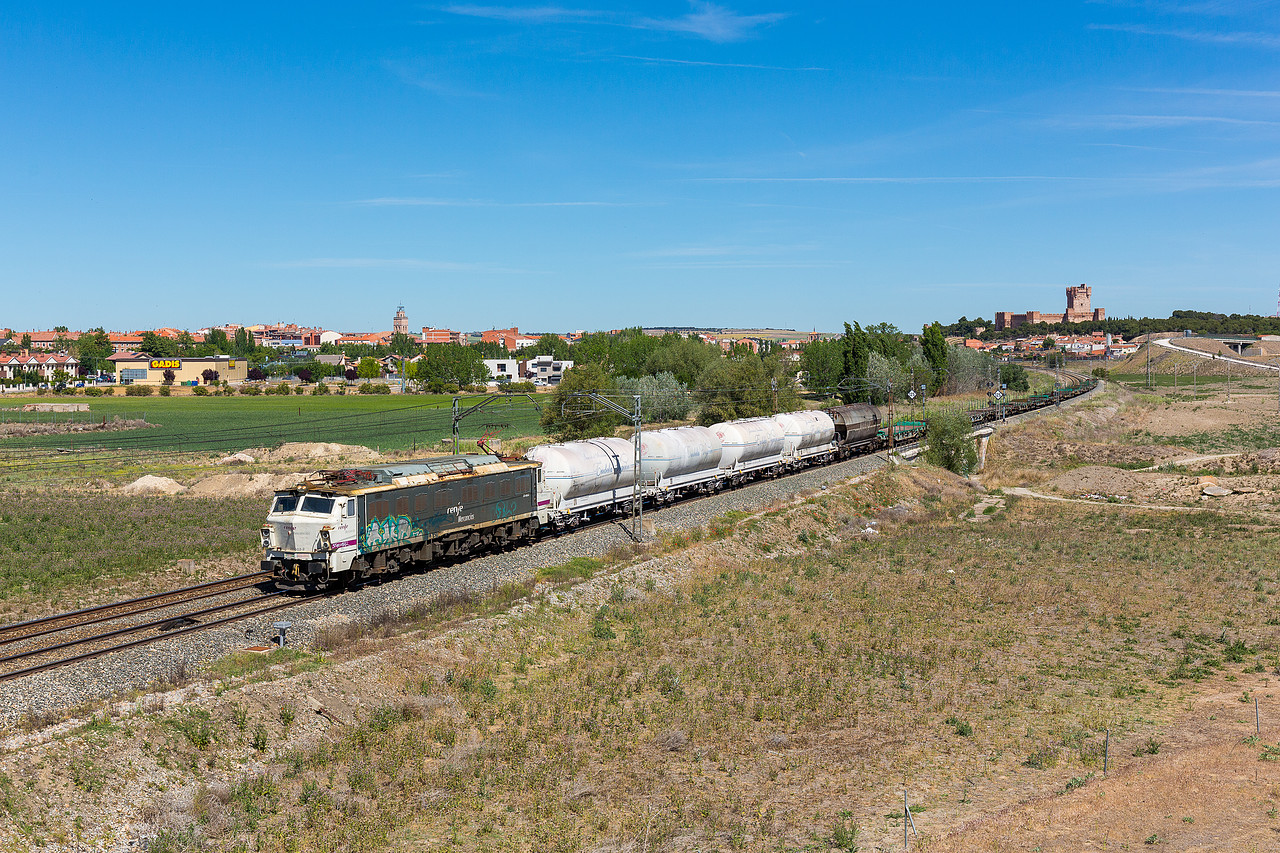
[3,3,1279,331]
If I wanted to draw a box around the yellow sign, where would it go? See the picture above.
[150,359,181,370]
[229,360,236,368]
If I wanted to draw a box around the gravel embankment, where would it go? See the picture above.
[0,453,888,729]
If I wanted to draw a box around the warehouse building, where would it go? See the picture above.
[109,353,249,385]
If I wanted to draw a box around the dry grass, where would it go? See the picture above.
[7,410,1280,852]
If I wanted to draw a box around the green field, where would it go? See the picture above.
[0,394,545,480]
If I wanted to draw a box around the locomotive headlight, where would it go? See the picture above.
[260,527,272,549]
[317,529,331,551]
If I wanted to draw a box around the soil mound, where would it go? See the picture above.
[120,475,186,495]
[256,443,382,464]
[185,473,307,499]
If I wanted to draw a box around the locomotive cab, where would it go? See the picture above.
[261,490,358,588]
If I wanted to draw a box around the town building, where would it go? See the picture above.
[109,353,249,385]
[251,324,322,349]
[420,327,464,345]
[994,284,1106,331]
[0,352,79,381]
[482,355,574,385]
[393,306,408,337]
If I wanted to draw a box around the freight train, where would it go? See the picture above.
[262,380,1093,589]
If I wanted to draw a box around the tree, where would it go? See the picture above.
[923,411,978,475]
[570,332,613,368]
[618,372,692,422]
[999,363,1029,391]
[162,369,176,385]
[696,352,797,425]
[643,334,721,387]
[344,367,358,382]
[388,332,419,357]
[527,333,571,361]
[247,367,266,381]
[73,328,111,375]
[205,328,230,353]
[140,332,178,358]
[920,322,949,392]
[540,364,623,441]
[414,343,488,389]
[840,322,871,402]
[296,368,312,383]
[201,368,219,384]
[21,333,32,350]
[799,338,844,394]
[233,327,253,356]
[356,357,381,379]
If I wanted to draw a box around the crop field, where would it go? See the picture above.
[0,394,545,483]
[0,493,265,618]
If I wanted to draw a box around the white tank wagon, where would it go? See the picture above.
[711,417,787,479]
[525,437,638,522]
[772,410,837,464]
[639,426,723,499]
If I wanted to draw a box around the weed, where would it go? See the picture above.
[1023,746,1059,770]
[1133,737,1162,757]
[251,725,268,752]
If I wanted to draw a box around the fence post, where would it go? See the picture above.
[1103,729,1110,774]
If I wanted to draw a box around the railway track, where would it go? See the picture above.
[0,574,321,684]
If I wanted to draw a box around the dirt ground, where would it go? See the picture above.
[931,672,1280,852]
[11,387,1280,851]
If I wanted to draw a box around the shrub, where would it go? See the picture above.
[192,386,210,396]
[124,384,154,396]
[84,388,103,397]
[239,384,261,396]
[923,411,978,475]
[310,382,330,395]
[158,385,171,397]
[294,385,307,395]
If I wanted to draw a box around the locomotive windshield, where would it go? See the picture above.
[300,496,336,514]
[271,494,299,513]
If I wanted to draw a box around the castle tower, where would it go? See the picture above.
[1065,284,1091,321]
[393,305,408,336]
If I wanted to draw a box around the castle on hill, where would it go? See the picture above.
[994,284,1104,331]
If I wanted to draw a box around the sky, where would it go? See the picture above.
[3,2,1280,335]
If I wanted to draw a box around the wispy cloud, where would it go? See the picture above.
[353,196,646,207]
[1047,113,1280,129]
[440,5,605,24]
[614,54,825,71]
[1090,22,1280,49]
[637,2,786,42]
[634,242,819,258]
[382,59,489,97]
[692,175,1085,184]
[640,261,841,270]
[270,258,531,273]
[1129,86,1280,98]
[441,1,786,42]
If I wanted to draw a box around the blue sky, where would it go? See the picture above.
[3,2,1280,335]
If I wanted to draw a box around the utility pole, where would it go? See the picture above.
[562,392,645,541]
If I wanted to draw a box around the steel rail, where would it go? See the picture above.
[0,571,273,641]
[0,589,295,671]
[0,576,274,649]
[0,594,324,684]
